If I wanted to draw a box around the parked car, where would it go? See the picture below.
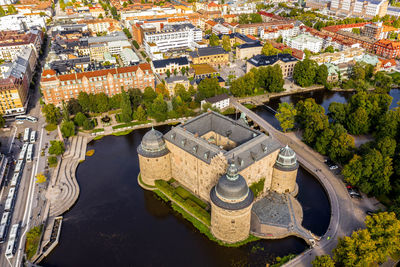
[329,165,338,170]
[347,188,362,199]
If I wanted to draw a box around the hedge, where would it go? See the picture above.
[92,128,105,133]
[112,120,151,130]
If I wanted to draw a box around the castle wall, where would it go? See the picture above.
[138,154,171,186]
[239,149,279,193]
[271,167,298,194]
[166,141,227,202]
[201,131,237,150]
[211,202,253,243]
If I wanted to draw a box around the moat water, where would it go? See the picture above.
[42,89,399,266]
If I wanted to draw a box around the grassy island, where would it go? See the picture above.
[25,224,44,261]
[153,179,260,247]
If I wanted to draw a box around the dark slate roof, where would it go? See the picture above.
[165,75,189,83]
[163,111,281,169]
[204,93,229,104]
[137,128,169,158]
[275,145,298,171]
[251,192,292,227]
[192,76,225,86]
[237,42,262,49]
[210,186,254,210]
[152,57,189,69]
[190,46,227,58]
[247,53,297,67]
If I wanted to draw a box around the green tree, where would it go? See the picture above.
[166,69,171,78]
[275,103,297,132]
[328,123,355,163]
[74,112,87,127]
[293,59,318,87]
[0,6,5,16]
[42,104,61,124]
[78,92,90,113]
[143,87,157,106]
[174,84,191,102]
[334,229,379,266]
[261,42,279,56]
[365,212,400,262]
[221,35,231,51]
[48,140,65,156]
[347,107,370,135]
[328,102,347,125]
[209,33,220,46]
[61,120,75,138]
[149,94,168,122]
[7,5,16,14]
[276,35,283,43]
[196,78,225,101]
[312,255,335,267]
[123,28,132,39]
[315,127,334,155]
[133,105,147,121]
[95,93,109,113]
[315,64,328,85]
[352,28,361,34]
[376,137,396,157]
[67,98,82,115]
[375,110,400,139]
[120,89,133,123]
[0,114,5,128]
[324,45,335,53]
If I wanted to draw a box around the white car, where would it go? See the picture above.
[329,165,338,170]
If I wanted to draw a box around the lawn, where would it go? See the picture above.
[25,225,43,261]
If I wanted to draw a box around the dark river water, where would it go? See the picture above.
[40,88,400,267]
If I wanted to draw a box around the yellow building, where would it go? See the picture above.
[189,46,229,65]
[0,77,27,116]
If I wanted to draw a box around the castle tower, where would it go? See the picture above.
[271,145,299,194]
[137,128,171,186]
[210,164,254,243]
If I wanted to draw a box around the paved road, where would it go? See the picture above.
[231,99,371,266]
[0,28,54,266]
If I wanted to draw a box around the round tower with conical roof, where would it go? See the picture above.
[271,145,299,194]
[137,128,171,186]
[210,164,254,243]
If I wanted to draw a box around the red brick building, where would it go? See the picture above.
[373,39,400,59]
[40,63,155,106]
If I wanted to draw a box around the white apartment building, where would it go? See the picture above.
[228,3,256,14]
[260,25,299,40]
[330,0,388,18]
[212,24,230,35]
[0,0,17,5]
[144,23,202,58]
[284,33,323,53]
[0,15,46,31]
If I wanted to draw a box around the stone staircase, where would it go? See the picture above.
[47,136,87,217]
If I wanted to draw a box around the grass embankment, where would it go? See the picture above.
[271,254,296,267]
[138,174,156,189]
[92,128,105,134]
[154,180,260,247]
[112,129,133,136]
[222,107,236,115]
[93,135,104,140]
[45,124,57,132]
[244,103,257,109]
[250,178,265,198]
[112,120,151,130]
[25,225,43,261]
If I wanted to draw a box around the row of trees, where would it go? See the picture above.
[313,212,400,266]
[276,90,400,215]
[0,5,17,16]
[238,13,262,24]
[230,65,284,97]
[209,34,231,52]
[293,59,328,87]
[261,42,292,56]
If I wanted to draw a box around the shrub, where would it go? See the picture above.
[48,156,57,167]
[25,225,43,260]
[250,178,265,198]
[45,124,57,132]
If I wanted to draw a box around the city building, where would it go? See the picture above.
[0,30,43,61]
[120,48,140,66]
[165,76,190,96]
[200,94,230,110]
[362,22,398,39]
[78,18,121,34]
[40,63,155,106]
[0,76,27,116]
[373,39,400,58]
[260,24,299,40]
[151,57,189,75]
[330,0,388,18]
[137,112,313,244]
[283,33,324,53]
[236,42,263,60]
[87,32,131,61]
[246,54,298,78]
[189,46,229,65]
[310,47,365,65]
[0,14,46,31]
[191,64,219,79]
[143,23,202,57]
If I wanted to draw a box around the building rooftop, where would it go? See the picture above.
[191,64,218,76]
[190,46,228,58]
[152,57,189,69]
[252,192,291,227]
[165,75,189,83]
[203,93,229,104]
[164,111,281,170]
[248,53,297,67]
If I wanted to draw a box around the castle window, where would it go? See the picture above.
[231,220,235,224]
[181,139,186,146]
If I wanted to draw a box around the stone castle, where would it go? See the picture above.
[137,111,315,244]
